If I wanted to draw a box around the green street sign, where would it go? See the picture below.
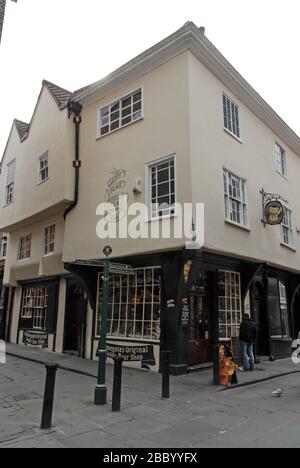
[74,259,135,276]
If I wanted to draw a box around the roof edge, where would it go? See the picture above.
[73,21,300,157]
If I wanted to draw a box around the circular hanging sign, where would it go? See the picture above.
[265,200,284,226]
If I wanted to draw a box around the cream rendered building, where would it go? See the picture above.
[0,81,88,354]
[1,22,300,374]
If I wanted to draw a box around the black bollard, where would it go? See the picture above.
[112,357,123,412]
[161,351,170,399]
[41,363,59,430]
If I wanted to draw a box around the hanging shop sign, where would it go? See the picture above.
[23,331,49,348]
[261,189,287,227]
[106,343,156,369]
[265,200,284,226]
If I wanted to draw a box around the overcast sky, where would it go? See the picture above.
[0,0,299,155]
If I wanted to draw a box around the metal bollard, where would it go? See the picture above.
[161,351,171,399]
[112,357,123,412]
[41,363,59,430]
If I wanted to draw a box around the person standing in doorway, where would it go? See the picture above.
[239,313,257,371]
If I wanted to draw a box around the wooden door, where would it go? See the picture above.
[187,293,212,366]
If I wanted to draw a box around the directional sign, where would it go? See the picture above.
[74,259,135,275]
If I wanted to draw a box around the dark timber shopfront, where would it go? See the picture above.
[65,249,300,375]
[16,278,59,352]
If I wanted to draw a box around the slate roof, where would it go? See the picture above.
[9,81,72,145]
[14,119,29,140]
[43,80,73,110]
[0,0,7,44]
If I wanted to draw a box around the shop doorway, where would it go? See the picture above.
[252,283,269,356]
[64,281,85,357]
[187,272,212,366]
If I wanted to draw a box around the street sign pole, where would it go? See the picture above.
[94,246,112,405]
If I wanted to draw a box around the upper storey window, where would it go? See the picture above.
[223,94,240,139]
[223,169,248,228]
[5,160,15,205]
[38,152,49,183]
[18,234,31,260]
[148,155,176,219]
[0,235,7,259]
[275,143,287,177]
[97,88,143,138]
[281,206,293,248]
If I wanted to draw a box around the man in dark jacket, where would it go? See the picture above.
[239,313,257,371]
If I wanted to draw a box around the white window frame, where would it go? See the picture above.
[43,224,55,256]
[0,236,7,259]
[32,287,48,330]
[96,267,161,342]
[38,151,49,184]
[275,143,287,177]
[146,154,177,221]
[218,270,242,340]
[5,159,15,206]
[223,94,241,140]
[223,169,248,229]
[281,206,294,248]
[21,286,48,330]
[97,87,143,139]
[20,287,34,319]
[18,234,31,261]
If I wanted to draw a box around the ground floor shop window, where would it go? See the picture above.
[218,271,242,339]
[21,287,48,330]
[270,281,290,338]
[97,267,161,341]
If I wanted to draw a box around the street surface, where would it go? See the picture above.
[1,354,300,448]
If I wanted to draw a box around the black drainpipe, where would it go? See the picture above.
[64,100,83,220]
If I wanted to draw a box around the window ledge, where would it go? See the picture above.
[276,170,288,181]
[42,252,55,258]
[223,127,243,144]
[280,242,296,252]
[225,219,251,232]
[3,202,14,208]
[147,212,178,223]
[37,177,49,186]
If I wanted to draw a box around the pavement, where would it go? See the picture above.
[5,342,300,388]
[1,343,300,448]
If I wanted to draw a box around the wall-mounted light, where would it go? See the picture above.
[132,179,142,194]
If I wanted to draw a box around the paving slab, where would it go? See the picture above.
[2,346,300,448]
